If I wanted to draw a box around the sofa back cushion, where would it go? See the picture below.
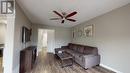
[68,43,78,51]
[68,43,73,50]
[73,45,78,51]
[68,43,98,55]
[76,45,84,53]
[68,43,85,53]
[84,46,98,55]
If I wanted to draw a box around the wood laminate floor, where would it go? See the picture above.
[0,57,3,73]
[31,49,115,73]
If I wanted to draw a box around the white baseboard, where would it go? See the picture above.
[100,64,123,73]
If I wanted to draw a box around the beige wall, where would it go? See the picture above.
[72,4,130,73]
[0,23,6,44]
[32,24,72,49]
[12,3,32,73]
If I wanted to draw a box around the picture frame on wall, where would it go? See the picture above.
[72,28,76,38]
[72,30,75,38]
[78,28,83,37]
[84,25,93,37]
[74,28,78,38]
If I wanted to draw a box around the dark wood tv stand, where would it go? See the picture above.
[20,46,37,73]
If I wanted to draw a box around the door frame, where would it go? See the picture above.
[37,29,55,54]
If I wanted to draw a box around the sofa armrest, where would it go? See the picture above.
[82,54,100,68]
[83,54,97,58]
[83,54,100,62]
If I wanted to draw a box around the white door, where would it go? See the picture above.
[47,30,55,53]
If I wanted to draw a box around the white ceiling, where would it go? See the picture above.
[16,0,130,27]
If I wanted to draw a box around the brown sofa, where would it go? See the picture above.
[55,43,100,69]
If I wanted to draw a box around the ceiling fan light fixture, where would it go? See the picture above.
[51,11,77,24]
[62,12,66,16]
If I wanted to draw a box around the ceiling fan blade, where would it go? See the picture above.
[50,18,61,20]
[53,11,63,18]
[61,20,65,23]
[66,19,76,22]
[65,11,77,18]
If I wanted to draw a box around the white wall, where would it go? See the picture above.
[32,24,72,49]
[3,16,15,73]
[0,23,6,44]
[12,3,32,73]
[72,4,130,73]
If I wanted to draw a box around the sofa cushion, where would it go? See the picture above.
[84,46,92,54]
[74,52,84,62]
[91,47,98,55]
[72,45,78,51]
[68,43,73,50]
[65,49,73,55]
[83,46,98,55]
[77,45,84,53]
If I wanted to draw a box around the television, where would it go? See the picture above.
[22,26,31,43]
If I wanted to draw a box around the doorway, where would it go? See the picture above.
[37,29,55,54]
[0,19,7,73]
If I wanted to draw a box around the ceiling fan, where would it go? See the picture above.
[50,11,77,23]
